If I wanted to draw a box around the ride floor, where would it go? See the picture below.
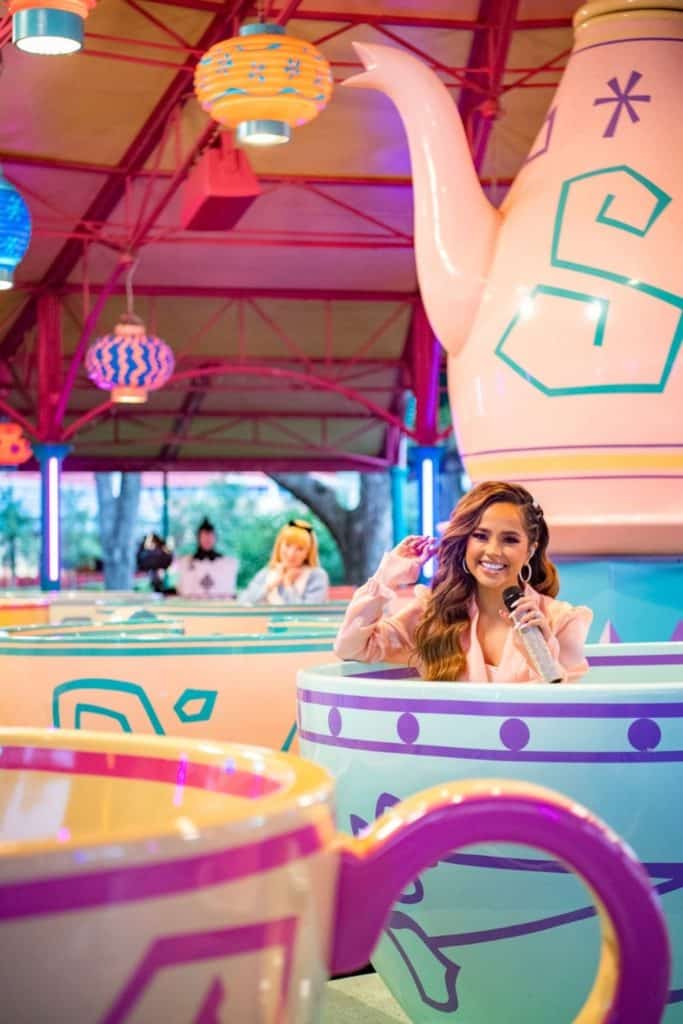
[323,974,409,1022]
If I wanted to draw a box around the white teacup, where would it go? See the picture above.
[0,728,669,1022]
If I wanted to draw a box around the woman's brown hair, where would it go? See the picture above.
[414,481,558,681]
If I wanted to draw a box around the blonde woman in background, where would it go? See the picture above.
[239,519,329,605]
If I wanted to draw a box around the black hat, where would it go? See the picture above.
[197,516,215,533]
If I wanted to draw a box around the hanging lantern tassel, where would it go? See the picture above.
[9,0,97,56]
[0,169,32,291]
[0,423,32,466]
[195,23,333,146]
[86,313,175,405]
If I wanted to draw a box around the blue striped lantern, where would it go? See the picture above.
[0,169,32,290]
[86,314,175,404]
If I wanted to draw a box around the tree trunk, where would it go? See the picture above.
[269,472,392,584]
[95,472,142,590]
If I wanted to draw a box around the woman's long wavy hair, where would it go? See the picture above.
[414,481,559,681]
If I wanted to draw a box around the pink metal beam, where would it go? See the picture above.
[275,0,303,25]
[459,0,521,173]
[19,283,418,302]
[410,301,442,446]
[62,362,417,445]
[50,260,129,433]
[0,397,38,440]
[0,155,514,192]
[36,294,63,440]
[58,455,391,472]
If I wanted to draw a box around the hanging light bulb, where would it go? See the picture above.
[9,0,96,56]
[0,168,32,291]
[86,261,175,404]
[195,22,333,147]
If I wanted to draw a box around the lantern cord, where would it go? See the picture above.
[124,256,139,316]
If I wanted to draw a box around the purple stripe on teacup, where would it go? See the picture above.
[298,688,683,719]
[0,746,282,799]
[101,917,298,1024]
[588,654,683,666]
[298,730,683,763]
[360,667,421,680]
[0,824,321,920]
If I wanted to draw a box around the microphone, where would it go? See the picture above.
[502,586,564,684]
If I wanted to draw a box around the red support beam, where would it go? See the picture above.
[21,283,419,302]
[36,294,63,440]
[55,455,391,472]
[409,301,442,446]
[459,0,521,173]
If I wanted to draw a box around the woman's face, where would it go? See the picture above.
[463,502,533,596]
[280,538,309,568]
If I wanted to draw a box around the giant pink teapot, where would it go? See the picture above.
[346,0,683,555]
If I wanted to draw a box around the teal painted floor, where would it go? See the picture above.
[323,974,409,1022]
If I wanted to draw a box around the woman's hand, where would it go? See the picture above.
[500,593,552,641]
[394,535,439,565]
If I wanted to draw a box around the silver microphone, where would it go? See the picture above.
[502,586,563,684]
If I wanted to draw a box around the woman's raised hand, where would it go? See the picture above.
[394,535,439,565]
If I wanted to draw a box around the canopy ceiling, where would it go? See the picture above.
[0,0,576,471]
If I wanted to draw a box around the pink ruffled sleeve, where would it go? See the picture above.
[333,551,428,665]
[544,600,594,682]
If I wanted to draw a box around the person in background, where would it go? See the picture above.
[334,481,592,682]
[136,532,176,594]
[240,519,329,605]
[175,516,239,599]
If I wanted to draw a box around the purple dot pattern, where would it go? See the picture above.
[397,712,420,745]
[328,706,342,737]
[628,718,661,752]
[500,718,530,752]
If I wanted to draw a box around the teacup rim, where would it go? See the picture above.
[0,727,334,859]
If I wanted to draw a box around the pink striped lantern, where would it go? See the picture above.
[86,313,175,404]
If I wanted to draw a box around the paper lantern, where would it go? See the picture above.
[195,22,333,146]
[86,314,175,404]
[0,423,32,466]
[9,0,96,55]
[0,170,31,291]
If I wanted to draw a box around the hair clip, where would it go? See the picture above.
[531,499,544,516]
[288,519,314,533]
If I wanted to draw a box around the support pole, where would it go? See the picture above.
[413,445,441,580]
[33,442,69,591]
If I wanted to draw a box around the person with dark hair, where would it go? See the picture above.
[175,517,239,598]
[334,481,592,682]
[136,532,175,594]
[239,519,329,605]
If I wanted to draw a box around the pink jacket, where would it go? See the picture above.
[334,551,593,683]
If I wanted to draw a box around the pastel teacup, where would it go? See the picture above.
[298,649,683,1022]
[0,728,668,1023]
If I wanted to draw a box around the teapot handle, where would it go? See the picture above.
[330,778,669,1023]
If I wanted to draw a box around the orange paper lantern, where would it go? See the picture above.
[195,23,333,146]
[0,423,32,466]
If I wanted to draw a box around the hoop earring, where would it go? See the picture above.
[462,558,471,576]
[520,562,532,584]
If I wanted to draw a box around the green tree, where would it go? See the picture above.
[0,484,36,581]
[62,488,101,571]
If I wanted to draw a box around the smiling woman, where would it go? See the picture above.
[333,481,593,683]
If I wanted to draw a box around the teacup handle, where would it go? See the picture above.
[330,778,669,1023]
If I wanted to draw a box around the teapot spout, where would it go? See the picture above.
[345,43,500,356]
